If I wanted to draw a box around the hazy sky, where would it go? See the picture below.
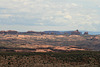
[0,0,100,31]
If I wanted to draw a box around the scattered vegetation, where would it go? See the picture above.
[0,51,100,67]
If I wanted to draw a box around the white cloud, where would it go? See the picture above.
[98,5,100,8]
[64,15,72,20]
[0,0,100,31]
[0,14,13,18]
[71,3,78,7]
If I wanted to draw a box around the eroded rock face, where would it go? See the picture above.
[54,46,67,51]
[0,34,100,51]
[67,48,85,51]
[35,49,53,52]
[68,35,86,41]
[19,45,54,49]
[0,44,86,52]
[0,30,18,34]
[95,36,100,40]
[71,30,81,35]
[84,32,88,35]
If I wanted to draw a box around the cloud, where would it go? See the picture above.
[0,14,13,18]
[0,0,100,31]
[64,15,72,20]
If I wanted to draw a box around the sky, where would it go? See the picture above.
[0,0,100,32]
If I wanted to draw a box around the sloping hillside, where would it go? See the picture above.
[0,34,100,51]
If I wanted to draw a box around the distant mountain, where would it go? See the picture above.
[44,31,100,35]
[80,31,100,35]
[0,30,99,35]
[88,32,100,35]
[44,31,82,35]
[44,31,63,35]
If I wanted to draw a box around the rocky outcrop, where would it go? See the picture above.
[0,30,18,34]
[71,30,81,35]
[84,32,88,35]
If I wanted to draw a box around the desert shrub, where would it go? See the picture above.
[0,51,100,67]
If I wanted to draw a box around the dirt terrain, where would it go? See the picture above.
[0,34,100,52]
